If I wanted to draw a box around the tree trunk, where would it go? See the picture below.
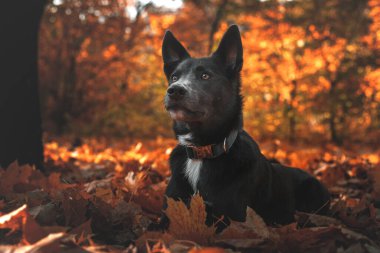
[329,109,340,144]
[328,81,342,145]
[0,1,46,170]
[208,0,229,54]
[288,80,297,143]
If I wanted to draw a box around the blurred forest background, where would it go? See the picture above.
[39,0,380,145]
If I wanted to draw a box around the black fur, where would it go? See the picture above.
[155,25,330,231]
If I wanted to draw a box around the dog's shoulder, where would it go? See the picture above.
[234,130,266,163]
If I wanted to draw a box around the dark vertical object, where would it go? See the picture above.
[208,0,229,54]
[288,80,297,143]
[328,80,342,145]
[0,1,46,170]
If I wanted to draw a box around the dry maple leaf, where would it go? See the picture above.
[165,194,215,245]
[219,208,270,239]
[0,162,34,195]
[216,208,274,251]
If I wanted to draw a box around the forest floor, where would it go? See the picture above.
[0,137,379,253]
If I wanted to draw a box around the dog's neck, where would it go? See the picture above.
[174,114,243,147]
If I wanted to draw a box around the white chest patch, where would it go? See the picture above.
[184,159,202,192]
[178,133,192,146]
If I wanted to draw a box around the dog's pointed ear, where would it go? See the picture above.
[162,31,190,77]
[212,25,243,75]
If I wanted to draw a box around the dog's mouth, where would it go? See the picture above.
[166,105,205,122]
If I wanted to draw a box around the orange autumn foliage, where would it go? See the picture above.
[38,0,380,144]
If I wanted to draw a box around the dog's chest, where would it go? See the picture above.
[184,159,202,191]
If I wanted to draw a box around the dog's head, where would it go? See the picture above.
[162,25,243,138]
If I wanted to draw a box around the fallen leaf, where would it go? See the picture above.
[276,226,342,253]
[0,162,34,195]
[29,202,59,226]
[22,210,49,244]
[0,233,65,253]
[69,218,92,244]
[369,167,380,201]
[165,194,215,245]
[295,211,342,227]
[188,247,227,253]
[220,208,270,239]
[48,172,74,191]
[136,231,174,252]
[61,188,88,227]
[0,200,5,210]
[0,204,27,232]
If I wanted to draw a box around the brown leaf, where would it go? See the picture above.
[0,199,5,210]
[84,177,112,194]
[337,243,366,253]
[220,208,270,239]
[131,181,166,214]
[22,211,49,244]
[165,194,215,245]
[47,172,73,191]
[216,208,274,251]
[29,202,59,226]
[295,211,342,227]
[0,204,62,245]
[0,233,65,253]
[369,166,380,201]
[334,198,378,229]
[147,240,171,253]
[136,231,174,252]
[0,162,34,195]
[61,188,88,227]
[276,226,342,253]
[339,227,378,247]
[188,247,227,253]
[69,218,93,244]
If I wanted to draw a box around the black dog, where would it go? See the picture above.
[159,25,330,230]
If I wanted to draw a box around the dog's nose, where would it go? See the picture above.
[167,85,187,100]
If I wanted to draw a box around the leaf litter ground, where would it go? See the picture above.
[0,138,379,252]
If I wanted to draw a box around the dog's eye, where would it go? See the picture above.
[171,75,178,82]
[201,73,210,80]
